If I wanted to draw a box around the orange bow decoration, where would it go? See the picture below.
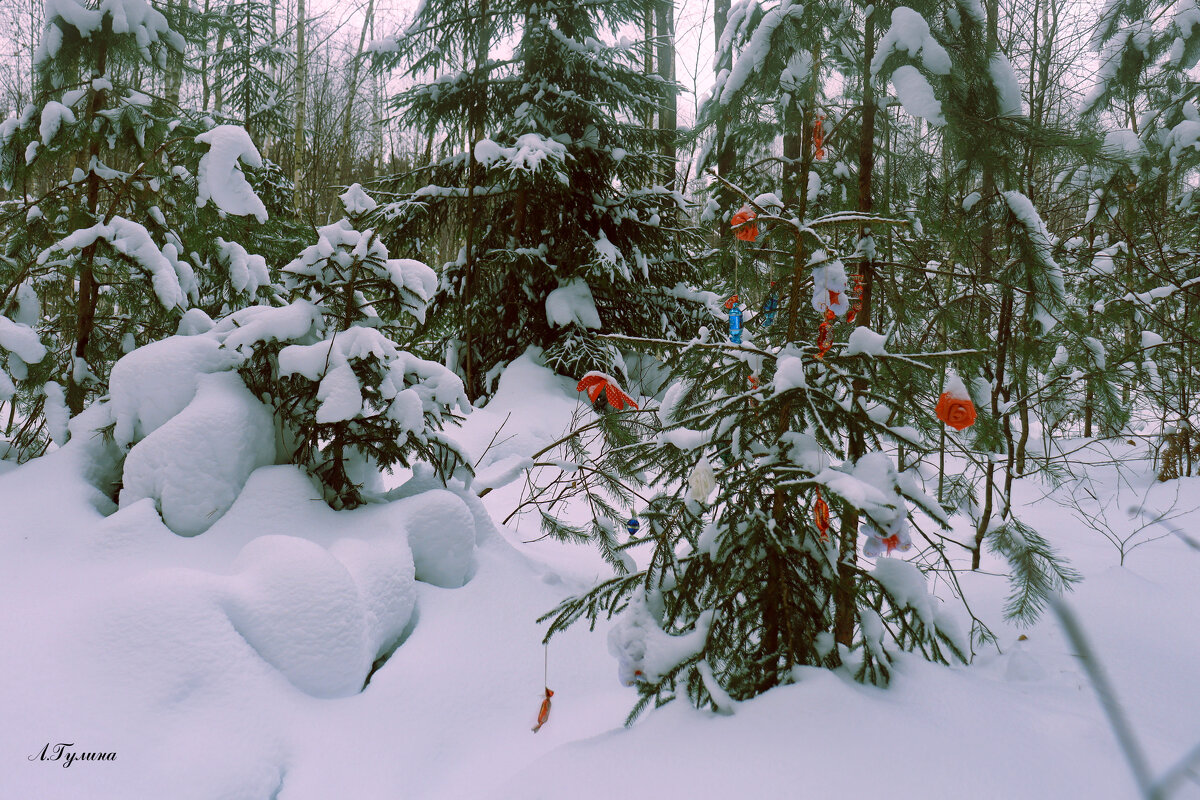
[814,114,826,161]
[577,372,639,410]
[730,207,758,242]
[935,392,977,430]
[532,687,554,733]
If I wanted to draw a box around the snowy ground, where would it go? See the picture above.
[4,352,1199,799]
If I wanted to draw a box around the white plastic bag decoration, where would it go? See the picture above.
[862,513,913,558]
[687,456,717,503]
[811,259,850,317]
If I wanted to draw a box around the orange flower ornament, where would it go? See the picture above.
[730,206,758,242]
[577,372,639,410]
[936,373,977,431]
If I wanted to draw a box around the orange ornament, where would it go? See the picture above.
[577,373,639,411]
[730,207,758,242]
[532,687,554,733]
[935,392,977,430]
[813,114,826,161]
[813,489,830,541]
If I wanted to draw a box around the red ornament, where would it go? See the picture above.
[813,114,826,161]
[813,488,830,541]
[730,207,758,242]
[935,392,977,430]
[816,308,837,360]
[532,687,554,733]
[846,273,864,323]
[577,372,639,411]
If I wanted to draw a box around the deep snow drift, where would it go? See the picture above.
[3,352,1199,799]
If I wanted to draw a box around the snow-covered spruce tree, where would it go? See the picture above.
[235,185,469,509]
[0,0,286,455]
[539,41,973,709]
[372,0,707,398]
[542,285,972,715]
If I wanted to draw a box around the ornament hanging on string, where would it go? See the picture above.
[730,206,758,242]
[761,281,779,327]
[812,487,831,541]
[725,294,743,344]
[532,644,554,733]
[846,272,864,324]
[936,372,977,430]
[687,456,717,504]
[626,515,640,538]
[811,259,850,359]
[813,114,827,161]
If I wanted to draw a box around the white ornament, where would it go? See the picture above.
[687,456,717,503]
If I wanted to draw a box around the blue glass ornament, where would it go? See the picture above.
[626,517,640,537]
[762,282,779,327]
[728,304,743,344]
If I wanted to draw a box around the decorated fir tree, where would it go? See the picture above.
[371,0,708,398]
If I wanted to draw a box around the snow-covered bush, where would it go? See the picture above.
[0,0,295,458]
[235,185,470,509]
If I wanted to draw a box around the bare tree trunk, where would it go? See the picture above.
[338,0,378,189]
[165,0,185,106]
[643,5,655,131]
[462,0,490,397]
[292,0,308,216]
[766,45,820,680]
[834,8,878,648]
[67,44,109,416]
[713,0,735,274]
[655,0,676,191]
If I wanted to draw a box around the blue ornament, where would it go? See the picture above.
[728,304,743,344]
[626,517,640,537]
[762,282,779,327]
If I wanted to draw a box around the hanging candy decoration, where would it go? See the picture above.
[812,487,831,541]
[726,296,743,344]
[813,114,827,161]
[846,272,864,324]
[811,260,850,360]
[816,309,836,359]
[531,686,554,733]
[626,516,640,537]
[761,281,779,327]
[935,372,977,430]
[577,372,639,410]
[730,206,758,242]
[532,643,554,733]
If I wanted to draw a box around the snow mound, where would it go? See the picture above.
[222,535,372,698]
[195,125,268,223]
[108,334,241,446]
[329,535,417,655]
[398,489,477,588]
[120,372,276,536]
